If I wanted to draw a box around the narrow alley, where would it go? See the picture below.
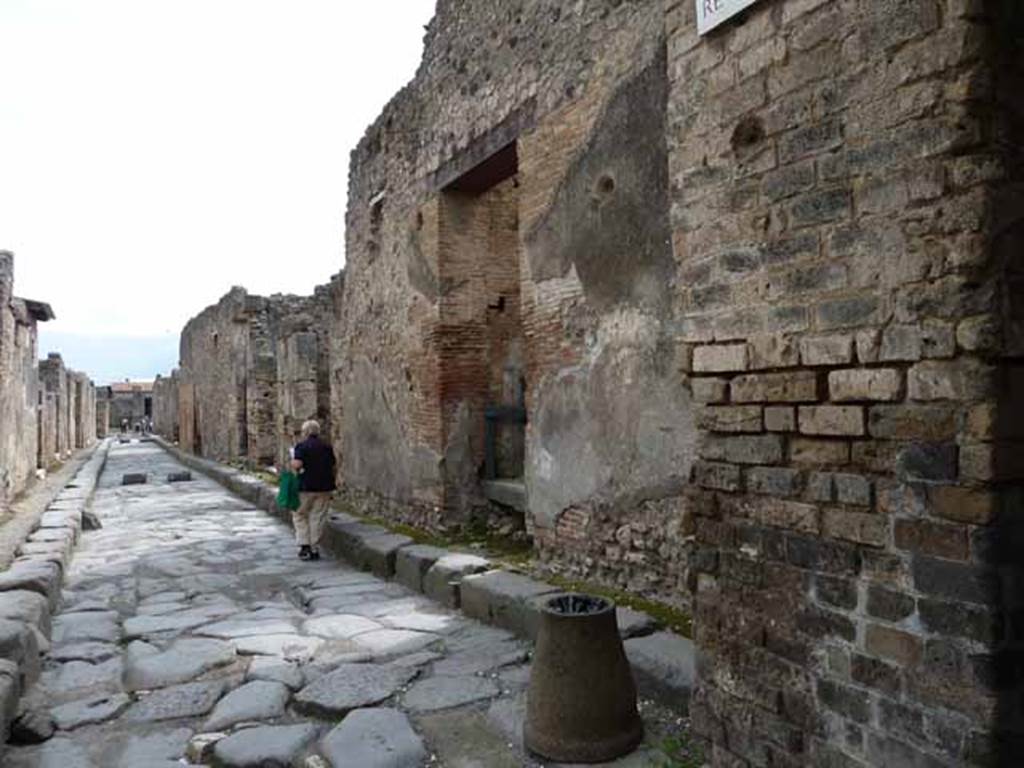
[3,441,672,767]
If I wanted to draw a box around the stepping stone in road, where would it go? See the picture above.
[202,680,291,731]
[121,474,146,485]
[167,472,192,483]
[40,658,123,701]
[196,618,298,639]
[232,633,324,660]
[320,708,426,768]
[52,611,120,644]
[350,628,441,659]
[51,693,131,730]
[123,680,227,722]
[294,663,418,718]
[246,657,305,691]
[123,637,235,690]
[212,723,320,768]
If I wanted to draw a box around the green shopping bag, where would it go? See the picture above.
[276,470,301,511]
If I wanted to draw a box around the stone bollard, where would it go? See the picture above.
[525,594,643,763]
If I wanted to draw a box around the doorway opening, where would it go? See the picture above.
[439,142,527,517]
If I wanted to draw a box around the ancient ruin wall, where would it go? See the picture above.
[341,1,697,578]
[73,374,96,448]
[178,288,253,461]
[666,0,1023,765]
[0,254,95,503]
[0,254,42,504]
[153,372,179,441]
[39,355,70,457]
[177,285,338,468]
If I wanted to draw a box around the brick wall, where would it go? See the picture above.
[341,1,697,566]
[666,0,1022,764]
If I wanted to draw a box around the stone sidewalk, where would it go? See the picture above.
[3,441,685,767]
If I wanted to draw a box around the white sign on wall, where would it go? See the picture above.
[696,0,764,35]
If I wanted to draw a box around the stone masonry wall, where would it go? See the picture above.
[38,355,69,457]
[341,0,698,562]
[177,284,338,468]
[665,0,1023,765]
[0,253,41,505]
[179,288,255,461]
[0,253,96,506]
[153,372,179,441]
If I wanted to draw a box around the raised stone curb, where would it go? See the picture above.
[0,439,108,755]
[152,437,695,713]
[460,570,560,640]
[624,631,697,708]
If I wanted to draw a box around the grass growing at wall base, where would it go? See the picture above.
[541,573,693,639]
[331,498,693,638]
[657,733,706,768]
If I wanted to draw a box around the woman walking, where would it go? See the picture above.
[290,420,336,561]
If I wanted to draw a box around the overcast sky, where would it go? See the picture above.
[1,0,434,383]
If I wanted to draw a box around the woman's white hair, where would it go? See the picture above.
[301,420,321,437]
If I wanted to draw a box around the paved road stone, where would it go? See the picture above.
[122,679,227,722]
[202,679,290,730]
[294,662,417,717]
[213,722,320,767]
[320,708,426,768]
[51,693,131,730]
[1,443,667,767]
[403,674,501,712]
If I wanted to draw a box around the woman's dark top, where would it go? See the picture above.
[294,435,337,492]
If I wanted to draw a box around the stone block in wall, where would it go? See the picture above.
[790,438,851,466]
[828,369,902,402]
[896,442,958,482]
[694,461,742,492]
[690,377,728,403]
[723,435,784,465]
[926,485,997,526]
[799,334,854,366]
[731,371,820,403]
[894,519,968,561]
[764,406,796,432]
[867,404,956,441]
[747,333,800,370]
[746,467,803,497]
[822,508,887,547]
[798,406,865,436]
[692,344,748,373]
[907,359,996,402]
[912,556,998,606]
[696,406,763,433]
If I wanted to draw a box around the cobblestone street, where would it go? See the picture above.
[3,442,671,767]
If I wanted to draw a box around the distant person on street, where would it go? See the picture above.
[290,420,336,561]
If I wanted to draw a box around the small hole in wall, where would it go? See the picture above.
[597,174,616,195]
[415,211,424,230]
[731,115,765,153]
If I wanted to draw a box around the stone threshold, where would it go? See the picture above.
[0,438,110,751]
[153,437,696,715]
